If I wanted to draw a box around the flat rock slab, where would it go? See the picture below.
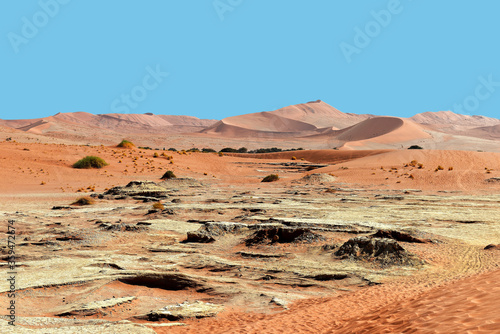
[105,181,169,198]
[0,319,155,333]
[56,296,136,316]
[138,219,202,233]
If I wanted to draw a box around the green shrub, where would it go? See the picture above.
[220,147,238,153]
[237,147,248,153]
[202,148,217,153]
[161,170,177,179]
[73,156,108,169]
[261,174,279,182]
[168,148,177,151]
[117,139,135,148]
[408,145,423,150]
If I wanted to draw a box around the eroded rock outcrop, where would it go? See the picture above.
[335,237,423,266]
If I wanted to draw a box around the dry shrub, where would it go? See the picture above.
[72,197,95,206]
[117,140,135,149]
[262,174,279,182]
[152,202,164,210]
[73,156,108,169]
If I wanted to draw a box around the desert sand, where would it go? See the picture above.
[0,103,499,333]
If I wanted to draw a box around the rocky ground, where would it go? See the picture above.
[1,170,499,333]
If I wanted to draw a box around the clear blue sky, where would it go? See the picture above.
[1,0,499,120]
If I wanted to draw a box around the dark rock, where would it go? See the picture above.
[51,206,72,210]
[335,237,423,266]
[104,181,169,198]
[485,177,500,183]
[375,195,404,200]
[372,230,430,243]
[185,222,248,243]
[307,273,349,281]
[245,227,325,246]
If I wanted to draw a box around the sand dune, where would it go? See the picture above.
[304,117,431,149]
[202,112,318,138]
[332,269,500,333]
[1,101,499,151]
[0,112,217,138]
[411,110,500,127]
[269,100,372,128]
[202,100,373,139]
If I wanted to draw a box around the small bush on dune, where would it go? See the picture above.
[117,140,135,149]
[408,145,423,150]
[262,174,279,183]
[72,197,95,206]
[202,148,216,153]
[73,156,108,169]
[161,170,177,179]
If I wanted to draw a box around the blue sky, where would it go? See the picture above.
[1,0,499,121]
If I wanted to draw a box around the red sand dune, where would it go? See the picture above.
[270,100,372,128]
[411,110,500,127]
[202,112,318,137]
[167,269,500,334]
[0,112,217,136]
[201,100,373,138]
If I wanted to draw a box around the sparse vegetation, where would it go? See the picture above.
[220,147,238,153]
[161,170,177,179]
[408,145,423,150]
[435,165,444,172]
[152,202,164,210]
[202,148,216,153]
[73,156,108,169]
[72,196,95,206]
[448,167,453,171]
[291,156,297,160]
[117,140,135,149]
[261,174,279,183]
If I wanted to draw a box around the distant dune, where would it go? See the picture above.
[1,101,499,151]
[0,112,217,136]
